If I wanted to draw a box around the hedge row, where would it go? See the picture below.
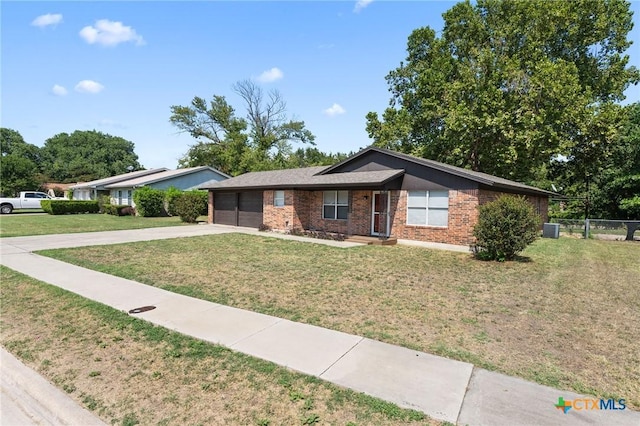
[132,186,208,219]
[41,200,100,215]
[132,187,166,217]
[173,191,208,223]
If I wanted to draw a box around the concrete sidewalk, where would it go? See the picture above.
[0,224,363,255]
[1,227,638,425]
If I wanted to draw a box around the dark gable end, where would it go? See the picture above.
[319,148,477,192]
[318,146,553,197]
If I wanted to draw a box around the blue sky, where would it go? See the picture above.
[2,1,639,169]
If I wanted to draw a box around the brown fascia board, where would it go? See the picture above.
[205,172,404,192]
[208,183,386,192]
[483,182,556,197]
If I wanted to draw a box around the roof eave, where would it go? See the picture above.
[486,182,555,197]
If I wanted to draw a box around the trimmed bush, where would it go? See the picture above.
[102,203,116,215]
[173,191,207,223]
[164,186,183,216]
[473,195,540,261]
[98,195,112,214]
[132,187,166,217]
[41,200,100,215]
[41,200,52,214]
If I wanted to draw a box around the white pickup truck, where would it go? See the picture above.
[0,191,63,214]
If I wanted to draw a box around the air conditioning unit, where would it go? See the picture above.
[542,223,560,239]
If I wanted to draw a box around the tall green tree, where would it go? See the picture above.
[1,128,41,163]
[587,102,640,218]
[40,130,142,182]
[0,128,41,196]
[367,0,639,185]
[286,147,351,168]
[170,80,315,175]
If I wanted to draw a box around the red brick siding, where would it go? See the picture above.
[478,189,549,228]
[211,188,548,245]
[263,190,294,231]
[390,189,479,245]
[293,190,312,229]
[348,190,373,236]
[307,191,349,234]
[262,190,374,235]
[207,191,214,224]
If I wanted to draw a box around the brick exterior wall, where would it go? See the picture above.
[215,188,549,246]
[263,190,295,231]
[208,191,214,223]
[478,189,549,227]
[263,188,479,244]
[262,190,373,236]
[390,189,480,245]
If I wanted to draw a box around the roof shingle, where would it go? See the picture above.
[199,167,404,190]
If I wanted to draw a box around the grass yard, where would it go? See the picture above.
[0,213,205,238]
[0,267,434,425]
[39,235,640,409]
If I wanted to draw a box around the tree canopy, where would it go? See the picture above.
[170,80,318,176]
[584,102,640,218]
[39,130,142,183]
[366,0,639,188]
[0,128,40,196]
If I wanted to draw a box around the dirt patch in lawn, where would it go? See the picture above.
[0,267,434,425]
[40,234,640,408]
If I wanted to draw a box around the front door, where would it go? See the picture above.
[371,191,389,236]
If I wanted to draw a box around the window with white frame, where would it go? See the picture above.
[112,190,131,205]
[274,190,285,207]
[323,190,348,220]
[406,190,449,227]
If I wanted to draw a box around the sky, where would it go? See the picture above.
[2,1,640,170]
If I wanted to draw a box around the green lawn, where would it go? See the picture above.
[0,213,205,238]
[0,267,434,425]
[40,234,640,409]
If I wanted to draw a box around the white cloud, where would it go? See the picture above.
[31,13,63,28]
[51,84,68,96]
[323,103,346,117]
[74,80,105,94]
[354,0,373,13]
[256,67,284,83]
[79,19,145,47]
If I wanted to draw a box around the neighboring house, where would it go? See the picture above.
[69,169,168,202]
[40,182,75,197]
[104,166,229,206]
[199,146,552,246]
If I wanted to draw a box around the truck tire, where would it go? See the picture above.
[0,204,13,214]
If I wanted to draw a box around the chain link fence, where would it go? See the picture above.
[548,218,639,240]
